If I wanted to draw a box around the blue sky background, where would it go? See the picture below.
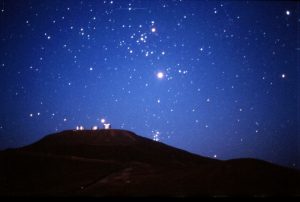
[0,0,299,169]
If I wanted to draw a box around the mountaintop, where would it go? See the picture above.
[0,129,299,196]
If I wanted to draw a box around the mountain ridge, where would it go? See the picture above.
[0,129,299,196]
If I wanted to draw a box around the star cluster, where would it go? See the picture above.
[0,0,298,169]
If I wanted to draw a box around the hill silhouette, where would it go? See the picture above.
[0,129,299,196]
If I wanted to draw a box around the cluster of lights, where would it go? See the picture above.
[76,126,84,130]
[75,118,111,131]
[152,130,160,141]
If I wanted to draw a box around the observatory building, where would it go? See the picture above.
[103,123,111,130]
[91,126,98,130]
[75,117,112,131]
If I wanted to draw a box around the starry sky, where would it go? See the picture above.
[0,0,299,169]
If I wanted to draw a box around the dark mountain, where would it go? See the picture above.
[0,129,299,196]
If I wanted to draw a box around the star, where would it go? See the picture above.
[157,72,164,79]
[0,0,297,171]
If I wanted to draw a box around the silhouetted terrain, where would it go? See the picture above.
[0,129,299,196]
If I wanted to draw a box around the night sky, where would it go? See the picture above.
[0,0,299,169]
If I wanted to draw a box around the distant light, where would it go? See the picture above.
[104,123,111,129]
[63,118,67,122]
[101,118,106,123]
[281,74,286,78]
[157,72,164,79]
[286,10,290,16]
[75,126,84,131]
[92,126,98,130]
[151,27,156,33]
[29,113,33,117]
[213,154,217,158]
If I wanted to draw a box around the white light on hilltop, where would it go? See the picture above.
[157,72,164,79]
[92,126,98,130]
[76,125,84,130]
[101,118,106,123]
[104,123,111,129]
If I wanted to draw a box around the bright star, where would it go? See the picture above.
[157,72,164,79]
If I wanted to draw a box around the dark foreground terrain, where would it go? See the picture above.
[0,129,299,196]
